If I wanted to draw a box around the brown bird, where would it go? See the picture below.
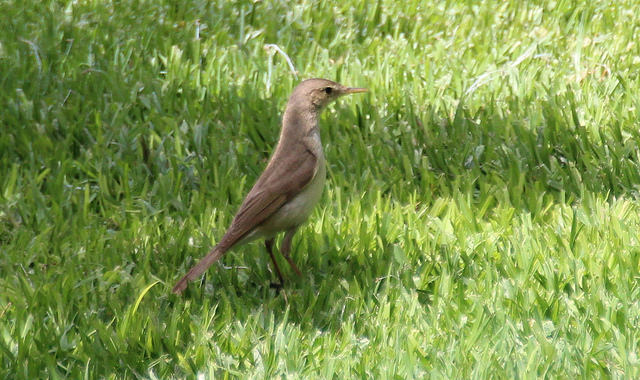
[172,78,367,294]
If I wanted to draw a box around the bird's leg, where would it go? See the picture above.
[265,238,285,288]
[280,228,303,277]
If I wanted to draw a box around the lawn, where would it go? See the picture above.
[1,0,640,378]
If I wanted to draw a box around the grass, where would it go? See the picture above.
[1,0,640,378]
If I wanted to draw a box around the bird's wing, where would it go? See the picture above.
[215,141,318,250]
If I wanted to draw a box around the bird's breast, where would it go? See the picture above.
[261,155,326,233]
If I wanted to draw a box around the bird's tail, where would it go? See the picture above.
[172,245,226,294]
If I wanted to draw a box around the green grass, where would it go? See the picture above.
[2,0,640,378]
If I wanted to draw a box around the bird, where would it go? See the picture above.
[172,78,367,294]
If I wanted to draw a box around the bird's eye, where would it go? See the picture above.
[324,87,332,94]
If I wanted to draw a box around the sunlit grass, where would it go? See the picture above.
[1,0,640,378]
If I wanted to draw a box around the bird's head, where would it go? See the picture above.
[290,78,367,112]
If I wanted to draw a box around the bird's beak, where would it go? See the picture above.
[344,87,368,94]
